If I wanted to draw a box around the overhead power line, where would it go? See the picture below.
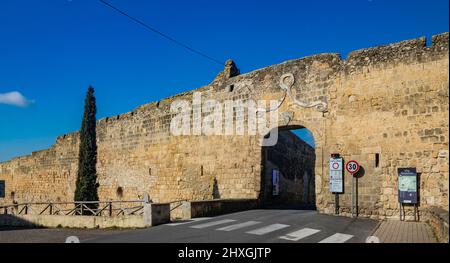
[98,0,224,66]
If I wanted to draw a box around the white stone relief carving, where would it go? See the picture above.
[281,111,293,125]
[280,73,328,112]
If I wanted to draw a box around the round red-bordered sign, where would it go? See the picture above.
[332,162,340,169]
[346,160,360,174]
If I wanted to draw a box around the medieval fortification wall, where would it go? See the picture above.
[1,32,448,219]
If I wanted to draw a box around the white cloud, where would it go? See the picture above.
[0,91,33,107]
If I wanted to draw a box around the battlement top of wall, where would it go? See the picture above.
[94,31,449,121]
[346,32,448,67]
[0,32,448,165]
[56,131,79,142]
[219,32,448,83]
[432,32,450,49]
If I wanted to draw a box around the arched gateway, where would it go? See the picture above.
[0,33,448,220]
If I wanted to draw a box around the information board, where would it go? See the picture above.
[0,180,5,198]
[398,168,417,204]
[272,169,280,196]
[329,158,343,193]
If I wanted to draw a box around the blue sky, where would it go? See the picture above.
[0,0,448,161]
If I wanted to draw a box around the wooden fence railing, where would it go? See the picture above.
[0,200,145,217]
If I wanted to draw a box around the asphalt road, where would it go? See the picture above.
[88,209,379,243]
[0,209,379,243]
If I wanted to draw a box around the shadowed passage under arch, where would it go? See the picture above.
[260,125,316,209]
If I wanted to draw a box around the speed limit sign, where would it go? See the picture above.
[346,160,360,175]
[346,160,360,218]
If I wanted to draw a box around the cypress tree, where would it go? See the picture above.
[74,86,99,214]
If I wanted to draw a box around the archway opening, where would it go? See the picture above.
[260,125,316,210]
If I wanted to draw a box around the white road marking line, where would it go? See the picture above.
[279,228,321,241]
[318,233,354,243]
[190,219,237,229]
[166,217,212,226]
[246,224,290,235]
[216,221,261,231]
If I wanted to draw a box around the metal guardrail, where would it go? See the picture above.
[0,199,191,217]
[0,200,145,217]
[169,199,188,212]
[0,198,192,217]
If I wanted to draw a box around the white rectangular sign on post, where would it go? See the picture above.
[329,158,343,193]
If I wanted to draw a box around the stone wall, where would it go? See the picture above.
[0,203,170,228]
[0,214,147,229]
[323,33,449,218]
[423,207,449,243]
[189,199,259,218]
[0,32,448,220]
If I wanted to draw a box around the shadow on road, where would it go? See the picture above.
[0,226,45,232]
[261,204,317,210]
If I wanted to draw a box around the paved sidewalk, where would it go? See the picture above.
[372,220,437,243]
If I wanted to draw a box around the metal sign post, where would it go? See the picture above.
[398,168,418,221]
[335,194,339,214]
[329,155,343,215]
[346,160,360,218]
[353,176,356,217]
[355,177,359,217]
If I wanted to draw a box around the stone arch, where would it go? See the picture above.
[249,68,329,210]
[259,123,320,209]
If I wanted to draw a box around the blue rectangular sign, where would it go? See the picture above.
[0,180,4,198]
[398,168,417,204]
